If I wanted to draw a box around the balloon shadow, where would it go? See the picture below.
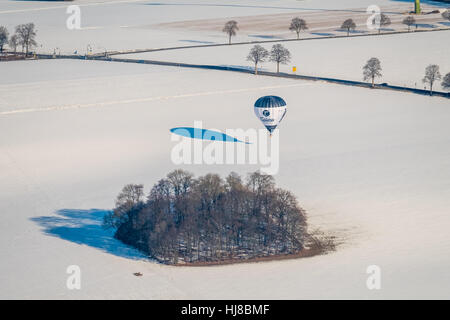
[30,209,147,260]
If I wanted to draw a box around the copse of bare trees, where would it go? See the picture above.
[0,26,8,53]
[269,44,291,73]
[423,64,441,95]
[289,17,308,39]
[104,170,316,265]
[341,19,356,36]
[403,16,416,32]
[223,20,239,45]
[442,73,450,91]
[15,23,37,56]
[247,45,268,75]
[363,57,382,87]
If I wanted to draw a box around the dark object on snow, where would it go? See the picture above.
[133,272,143,277]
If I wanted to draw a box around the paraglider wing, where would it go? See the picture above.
[254,96,287,134]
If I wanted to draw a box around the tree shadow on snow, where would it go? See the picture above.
[31,209,147,260]
[335,29,368,34]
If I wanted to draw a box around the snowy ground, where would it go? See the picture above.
[123,30,450,91]
[1,0,450,300]
[1,59,450,299]
[0,0,448,55]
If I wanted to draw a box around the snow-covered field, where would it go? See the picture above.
[1,0,450,300]
[123,30,450,91]
[0,0,448,54]
[1,59,450,299]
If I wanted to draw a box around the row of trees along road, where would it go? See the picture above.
[223,10,450,43]
[103,170,322,265]
[363,57,450,94]
[0,23,37,56]
[247,44,291,74]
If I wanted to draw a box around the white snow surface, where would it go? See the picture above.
[123,30,450,91]
[1,0,450,300]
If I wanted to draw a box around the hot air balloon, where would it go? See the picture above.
[254,95,287,135]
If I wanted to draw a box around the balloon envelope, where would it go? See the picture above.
[254,96,287,134]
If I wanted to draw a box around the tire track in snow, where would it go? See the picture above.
[0,83,313,117]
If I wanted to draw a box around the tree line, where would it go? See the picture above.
[243,44,449,93]
[363,58,449,94]
[103,170,330,265]
[0,23,37,57]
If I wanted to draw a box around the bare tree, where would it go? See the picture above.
[341,19,356,36]
[363,57,382,87]
[269,44,291,73]
[422,64,441,95]
[15,23,37,56]
[247,45,268,75]
[289,17,308,39]
[442,9,450,21]
[442,73,450,91]
[0,26,8,53]
[223,20,239,45]
[403,16,416,32]
[9,34,18,53]
[378,13,391,34]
